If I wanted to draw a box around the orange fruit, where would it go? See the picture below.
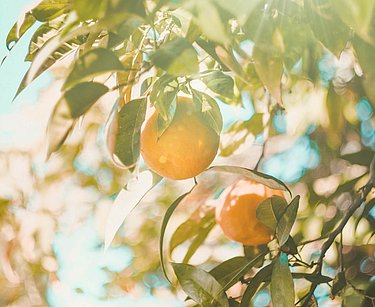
[215,179,284,246]
[140,97,220,180]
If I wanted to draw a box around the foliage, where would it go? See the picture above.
[3,0,375,306]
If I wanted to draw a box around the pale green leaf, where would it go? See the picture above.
[207,166,291,195]
[150,37,199,76]
[160,191,194,283]
[104,170,162,250]
[186,0,229,44]
[64,48,124,89]
[332,0,375,44]
[253,46,283,105]
[305,0,350,57]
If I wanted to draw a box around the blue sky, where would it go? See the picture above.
[0,0,51,114]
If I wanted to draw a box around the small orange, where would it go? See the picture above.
[140,97,219,180]
[215,179,284,246]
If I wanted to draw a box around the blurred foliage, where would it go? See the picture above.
[2,0,375,306]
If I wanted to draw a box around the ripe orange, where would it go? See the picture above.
[215,179,284,246]
[140,97,220,180]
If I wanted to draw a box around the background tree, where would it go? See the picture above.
[1,0,375,306]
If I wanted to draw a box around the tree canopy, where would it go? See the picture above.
[2,0,375,306]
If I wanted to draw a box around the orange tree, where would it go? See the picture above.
[4,0,375,306]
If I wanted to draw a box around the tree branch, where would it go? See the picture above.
[301,155,375,306]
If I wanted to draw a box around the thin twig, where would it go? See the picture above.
[301,158,375,306]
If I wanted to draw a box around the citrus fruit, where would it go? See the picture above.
[140,96,219,180]
[215,179,284,246]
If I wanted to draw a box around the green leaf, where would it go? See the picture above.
[160,191,194,283]
[207,165,291,195]
[353,36,375,105]
[282,236,298,255]
[14,21,83,100]
[172,263,229,307]
[110,17,144,44]
[6,13,36,50]
[23,23,92,98]
[107,0,146,17]
[243,245,266,261]
[276,196,300,246]
[186,0,229,44]
[25,19,66,61]
[155,83,178,137]
[46,81,108,158]
[240,264,273,307]
[182,220,216,263]
[271,253,295,307]
[150,37,199,76]
[72,0,108,20]
[186,20,201,43]
[229,299,240,307]
[227,113,264,136]
[195,39,230,71]
[150,75,177,103]
[331,0,375,44]
[32,0,71,21]
[305,0,350,57]
[222,251,268,291]
[215,46,247,79]
[64,48,124,89]
[201,71,234,98]
[113,98,147,169]
[331,271,347,297]
[170,207,215,254]
[104,170,163,250]
[214,0,262,25]
[274,2,313,71]
[46,101,74,159]
[209,257,250,288]
[191,89,223,135]
[220,113,264,157]
[253,46,283,105]
[256,196,288,231]
[64,82,108,118]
